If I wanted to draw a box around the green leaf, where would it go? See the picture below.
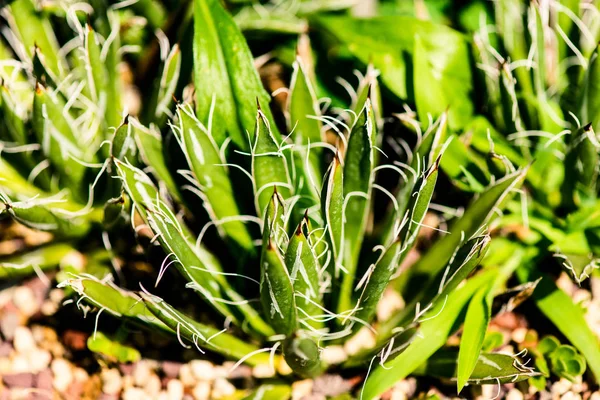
[31,84,94,200]
[287,56,324,197]
[111,117,137,161]
[283,335,322,378]
[141,292,273,366]
[313,15,473,129]
[0,196,92,238]
[84,26,109,105]
[253,107,292,216]
[285,217,322,330]
[8,0,64,78]
[154,44,181,122]
[415,350,541,385]
[339,98,375,313]
[373,235,490,357]
[0,243,75,280]
[582,45,600,132]
[321,156,344,280]
[353,239,402,329]
[115,160,273,337]
[360,269,498,399]
[59,276,169,331]
[194,0,279,149]
[562,124,599,207]
[413,35,447,126]
[87,331,141,363]
[457,283,493,392]
[241,383,292,400]
[130,118,181,202]
[260,193,297,337]
[401,168,527,299]
[175,104,254,252]
[381,113,448,246]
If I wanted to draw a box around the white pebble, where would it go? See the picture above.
[134,361,153,387]
[376,289,405,322]
[51,359,73,392]
[252,364,275,378]
[123,387,150,400]
[144,374,162,397]
[291,379,313,400]
[511,327,528,343]
[561,393,582,400]
[190,360,215,381]
[211,378,235,398]
[11,355,29,373]
[553,379,573,396]
[27,349,51,372]
[179,364,196,387]
[13,327,36,354]
[320,345,347,365]
[343,327,376,356]
[0,357,11,374]
[167,379,184,400]
[102,368,123,395]
[157,391,169,400]
[193,381,212,400]
[13,287,38,317]
[390,389,407,400]
[123,375,135,390]
[506,388,523,400]
[73,367,89,382]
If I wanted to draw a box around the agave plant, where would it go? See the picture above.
[0,0,544,398]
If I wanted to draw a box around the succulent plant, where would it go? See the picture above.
[0,0,550,398]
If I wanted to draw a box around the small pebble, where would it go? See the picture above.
[51,358,73,392]
[11,355,29,373]
[561,393,582,400]
[511,327,528,343]
[73,367,89,382]
[395,378,416,398]
[123,387,150,400]
[552,379,573,397]
[167,379,184,400]
[190,360,215,381]
[27,349,51,372]
[291,379,313,400]
[0,357,12,374]
[211,378,235,398]
[320,345,347,365]
[343,327,375,356]
[134,361,153,387]
[102,368,123,395]
[376,289,405,322]
[506,388,523,400]
[390,389,407,400]
[252,363,275,378]
[123,375,135,390]
[13,286,38,317]
[178,364,196,387]
[144,374,162,397]
[192,381,212,400]
[13,327,36,354]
